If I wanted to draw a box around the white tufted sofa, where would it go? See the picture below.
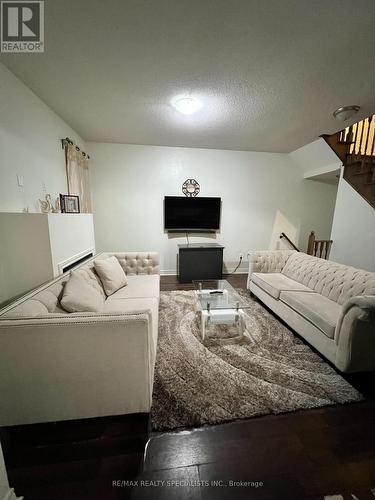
[0,252,160,426]
[247,250,375,373]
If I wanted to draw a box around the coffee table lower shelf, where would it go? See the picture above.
[193,280,250,342]
[198,307,247,341]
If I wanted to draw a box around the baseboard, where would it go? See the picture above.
[223,269,248,275]
[161,265,248,276]
[160,270,248,276]
[160,269,177,276]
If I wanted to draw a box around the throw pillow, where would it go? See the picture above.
[94,256,128,296]
[61,270,105,313]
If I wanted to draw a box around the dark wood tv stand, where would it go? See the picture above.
[178,243,224,283]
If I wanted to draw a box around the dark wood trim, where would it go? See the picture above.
[320,132,348,163]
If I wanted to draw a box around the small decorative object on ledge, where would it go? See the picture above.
[60,194,80,213]
[39,194,60,213]
[182,178,200,197]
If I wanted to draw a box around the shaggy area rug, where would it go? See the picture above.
[151,290,363,431]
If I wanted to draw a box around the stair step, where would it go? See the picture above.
[346,158,375,163]
[347,153,375,157]
[338,140,355,145]
[352,171,371,176]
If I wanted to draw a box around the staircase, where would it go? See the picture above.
[321,114,375,208]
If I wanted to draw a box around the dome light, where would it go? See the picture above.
[171,95,202,115]
[333,105,360,121]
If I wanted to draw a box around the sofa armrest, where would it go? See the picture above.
[0,311,155,425]
[334,295,375,372]
[247,250,296,289]
[100,252,160,275]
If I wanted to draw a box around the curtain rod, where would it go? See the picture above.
[61,137,90,159]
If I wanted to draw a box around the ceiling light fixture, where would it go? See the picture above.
[171,95,202,115]
[333,105,360,121]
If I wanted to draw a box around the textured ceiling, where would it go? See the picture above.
[1,0,375,152]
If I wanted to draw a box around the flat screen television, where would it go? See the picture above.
[164,196,221,232]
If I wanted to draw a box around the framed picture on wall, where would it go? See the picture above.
[60,194,80,213]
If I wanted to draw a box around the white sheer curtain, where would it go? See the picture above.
[65,143,92,213]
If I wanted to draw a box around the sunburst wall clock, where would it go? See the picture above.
[182,179,200,197]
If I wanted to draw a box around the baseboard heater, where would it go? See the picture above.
[60,250,94,274]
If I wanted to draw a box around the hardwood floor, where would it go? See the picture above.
[1,274,375,500]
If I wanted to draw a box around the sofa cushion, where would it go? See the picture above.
[1,300,50,318]
[104,297,159,352]
[94,256,128,296]
[109,274,160,300]
[69,265,107,300]
[251,273,313,299]
[31,289,62,312]
[61,270,105,313]
[280,290,341,339]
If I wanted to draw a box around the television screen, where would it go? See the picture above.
[164,196,221,232]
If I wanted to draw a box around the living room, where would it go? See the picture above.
[0,1,375,499]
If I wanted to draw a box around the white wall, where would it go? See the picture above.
[0,213,96,305]
[289,138,341,175]
[330,171,375,271]
[0,213,53,305]
[48,213,96,276]
[89,143,337,273]
[289,136,374,272]
[0,63,93,302]
[0,62,85,213]
[0,62,339,278]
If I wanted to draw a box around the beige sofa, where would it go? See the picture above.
[247,250,375,373]
[0,252,160,426]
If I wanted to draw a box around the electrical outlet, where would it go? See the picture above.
[16,174,24,187]
[239,252,244,260]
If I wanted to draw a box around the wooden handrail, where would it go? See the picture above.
[280,233,300,252]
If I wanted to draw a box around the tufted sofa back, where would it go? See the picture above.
[0,277,69,318]
[248,250,295,274]
[98,252,160,275]
[282,252,375,305]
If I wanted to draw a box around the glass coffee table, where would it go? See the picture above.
[193,279,251,341]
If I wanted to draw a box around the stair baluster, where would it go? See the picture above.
[371,120,375,157]
[351,122,359,155]
[306,231,332,260]
[359,120,365,155]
